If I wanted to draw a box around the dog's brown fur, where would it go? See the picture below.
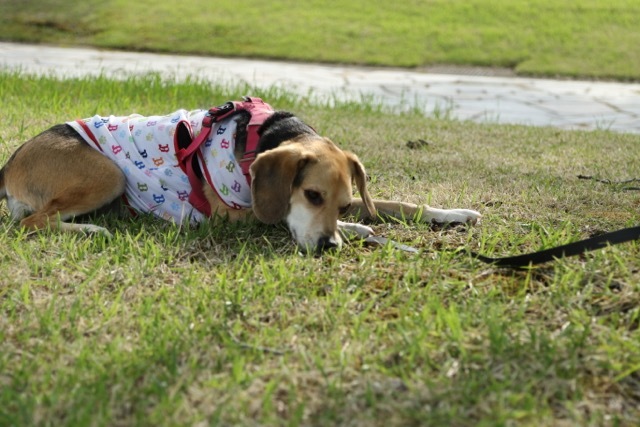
[0,108,480,252]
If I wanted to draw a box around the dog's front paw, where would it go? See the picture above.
[81,224,113,237]
[421,207,481,225]
[337,220,375,238]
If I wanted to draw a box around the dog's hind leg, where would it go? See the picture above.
[18,187,122,236]
[1,125,126,236]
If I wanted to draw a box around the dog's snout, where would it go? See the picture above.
[317,235,339,252]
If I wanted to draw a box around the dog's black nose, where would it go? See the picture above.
[317,235,339,252]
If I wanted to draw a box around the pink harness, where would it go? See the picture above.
[175,97,275,216]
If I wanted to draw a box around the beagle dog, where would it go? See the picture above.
[0,100,481,253]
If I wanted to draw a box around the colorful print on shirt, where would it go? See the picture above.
[67,109,252,225]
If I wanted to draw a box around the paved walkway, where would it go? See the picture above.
[2,42,640,134]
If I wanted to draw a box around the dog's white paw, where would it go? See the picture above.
[79,224,113,237]
[56,222,113,236]
[337,220,374,238]
[421,207,481,225]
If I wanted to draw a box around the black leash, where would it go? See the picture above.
[365,225,640,269]
[467,225,640,268]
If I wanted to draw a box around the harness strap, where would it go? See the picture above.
[239,97,277,185]
[175,97,274,216]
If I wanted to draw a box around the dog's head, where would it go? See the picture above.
[250,135,376,253]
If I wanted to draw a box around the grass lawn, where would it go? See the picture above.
[0,71,639,426]
[2,0,640,81]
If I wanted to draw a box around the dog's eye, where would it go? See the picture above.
[304,189,323,206]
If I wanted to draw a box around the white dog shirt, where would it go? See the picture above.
[68,109,252,225]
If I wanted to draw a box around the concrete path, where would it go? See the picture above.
[2,42,640,134]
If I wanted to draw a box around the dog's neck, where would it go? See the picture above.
[255,112,318,155]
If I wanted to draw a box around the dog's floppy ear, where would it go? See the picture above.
[250,145,313,224]
[346,152,377,220]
